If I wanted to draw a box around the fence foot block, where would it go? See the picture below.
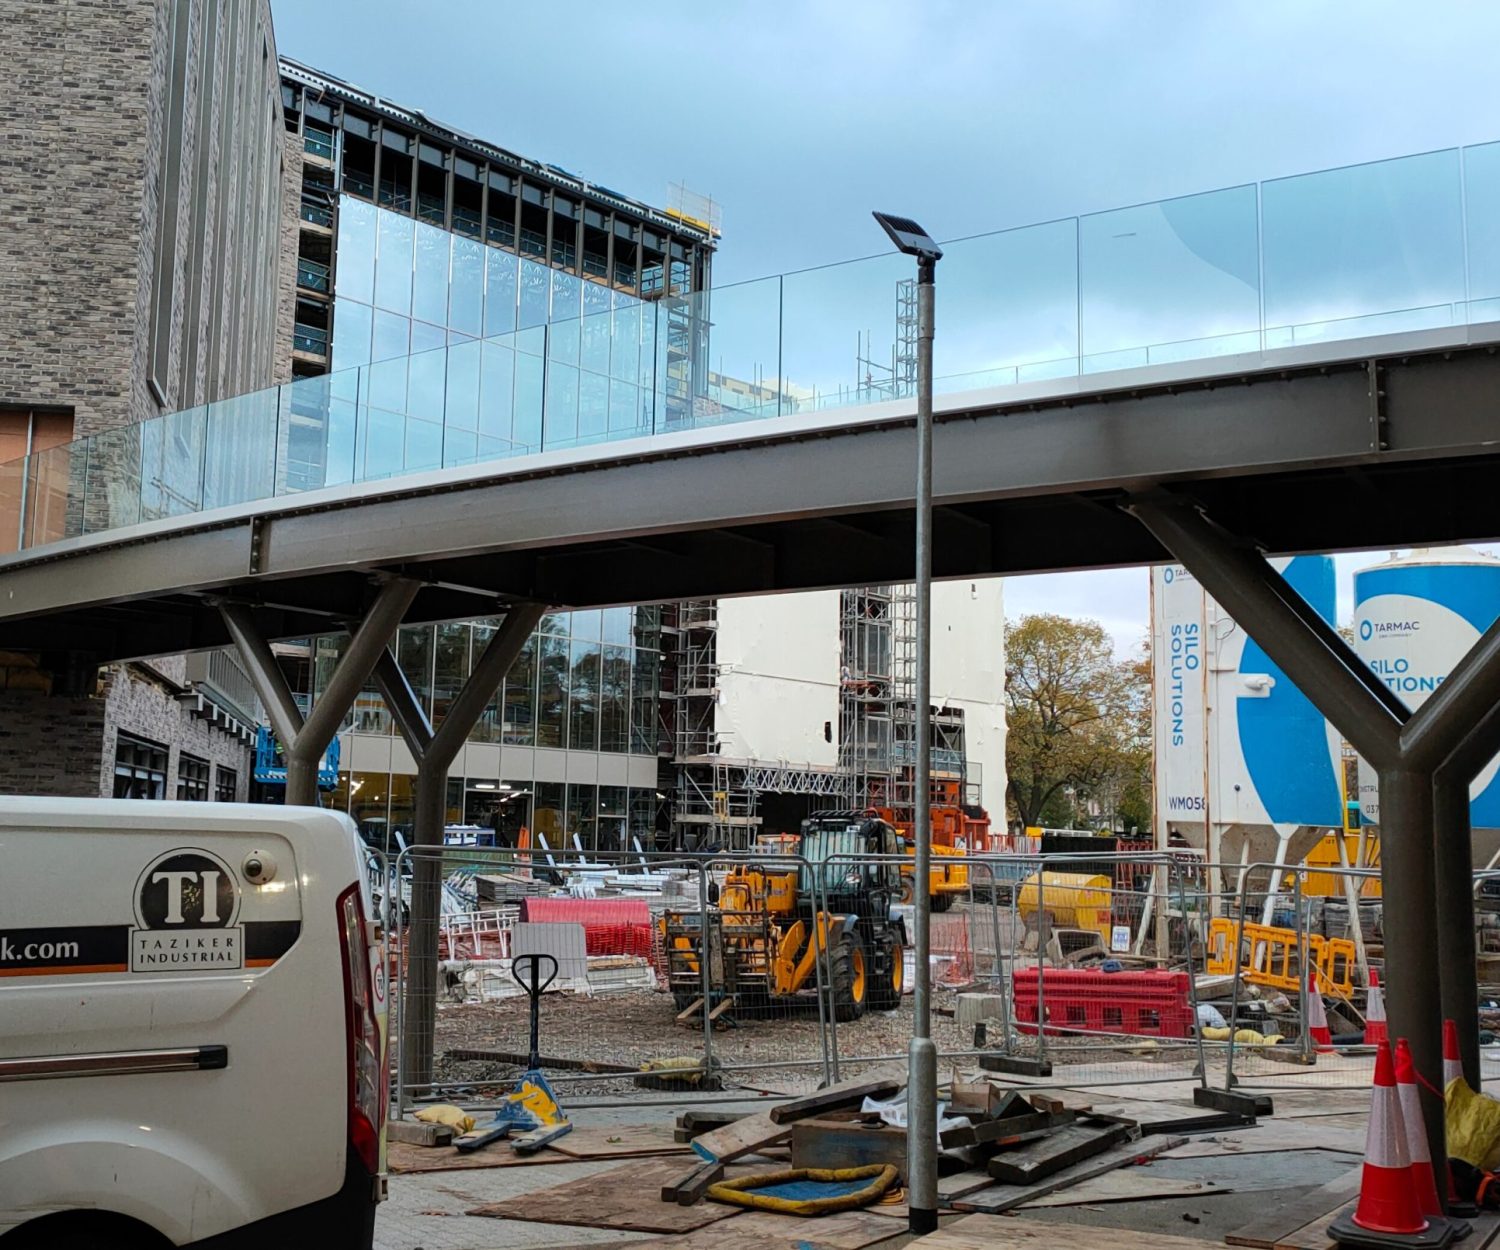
[978,1053,1052,1077]
[1193,1086,1273,1117]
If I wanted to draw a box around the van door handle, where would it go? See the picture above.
[0,1045,228,1082]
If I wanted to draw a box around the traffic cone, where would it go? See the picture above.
[1308,966,1335,1053]
[1394,1040,1443,1219]
[1366,970,1388,1048]
[1442,1019,1481,1219]
[1330,1042,1454,1248]
[1444,1020,1465,1092]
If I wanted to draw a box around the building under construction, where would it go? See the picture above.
[276,56,1004,849]
[663,583,1004,849]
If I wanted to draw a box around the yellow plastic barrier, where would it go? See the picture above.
[1205,917,1356,996]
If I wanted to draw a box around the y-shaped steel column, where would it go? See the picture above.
[373,601,545,1093]
[1434,700,1500,1091]
[1132,496,1500,1178]
[220,577,421,806]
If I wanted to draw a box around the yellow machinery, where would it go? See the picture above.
[1016,871,1113,947]
[880,789,990,911]
[1301,832,1383,899]
[661,813,907,1021]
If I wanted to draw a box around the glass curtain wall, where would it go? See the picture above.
[312,607,659,757]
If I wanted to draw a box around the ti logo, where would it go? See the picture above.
[131,849,244,972]
[135,850,240,929]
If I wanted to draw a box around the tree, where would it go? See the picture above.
[1004,614,1151,832]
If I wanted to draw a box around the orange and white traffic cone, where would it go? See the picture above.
[1330,1042,1454,1248]
[1395,1039,1443,1219]
[1366,970,1388,1048]
[1444,1019,1466,1091]
[1442,1019,1481,1219]
[1308,966,1335,1054]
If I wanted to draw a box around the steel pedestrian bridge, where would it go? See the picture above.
[4,141,1500,1169]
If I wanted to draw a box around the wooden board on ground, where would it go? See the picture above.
[661,1159,723,1206]
[917,1212,1220,1250]
[791,1119,908,1176]
[938,1169,1002,1203]
[953,1134,1185,1214]
[685,1109,791,1163]
[692,1066,903,1162]
[1224,1165,1362,1248]
[386,1139,575,1174]
[1018,1170,1228,1207]
[1081,1095,1251,1134]
[541,1206,907,1250]
[768,1077,903,1123]
[467,1158,751,1233]
[548,1124,693,1159]
[1163,1121,1365,1159]
[387,1118,454,1147]
[985,1122,1132,1184]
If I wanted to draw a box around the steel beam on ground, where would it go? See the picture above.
[374,601,545,1094]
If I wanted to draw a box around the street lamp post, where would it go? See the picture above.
[872,211,942,1237]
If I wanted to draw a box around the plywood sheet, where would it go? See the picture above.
[1224,1166,1362,1248]
[549,1124,693,1159]
[541,1206,906,1250]
[1018,1171,1227,1207]
[467,1158,750,1233]
[953,1134,1184,1214]
[386,1139,574,1173]
[919,1213,1218,1250]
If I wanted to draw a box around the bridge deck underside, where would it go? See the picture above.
[1,336,1497,662]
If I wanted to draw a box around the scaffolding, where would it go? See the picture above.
[853,278,920,405]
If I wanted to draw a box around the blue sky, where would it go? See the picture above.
[271,1,1500,652]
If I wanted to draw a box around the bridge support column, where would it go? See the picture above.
[220,577,420,806]
[373,601,545,1098]
[1433,699,1500,1091]
[1130,495,1500,1182]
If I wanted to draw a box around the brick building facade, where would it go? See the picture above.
[0,0,294,799]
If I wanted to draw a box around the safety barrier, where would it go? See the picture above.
[1012,967,1194,1039]
[1205,917,1357,995]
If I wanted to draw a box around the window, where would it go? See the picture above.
[177,753,210,801]
[114,733,168,800]
[215,766,238,803]
[568,639,600,751]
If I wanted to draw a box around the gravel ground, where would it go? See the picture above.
[426,987,972,1097]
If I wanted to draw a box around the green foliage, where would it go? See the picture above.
[1005,614,1151,832]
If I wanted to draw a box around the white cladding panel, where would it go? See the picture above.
[932,579,1006,812]
[715,590,842,766]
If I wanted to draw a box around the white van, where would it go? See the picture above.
[0,799,387,1248]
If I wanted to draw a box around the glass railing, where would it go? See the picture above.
[2,141,1498,558]
[299,199,334,229]
[296,258,331,293]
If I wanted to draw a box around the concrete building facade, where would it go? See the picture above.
[0,0,292,800]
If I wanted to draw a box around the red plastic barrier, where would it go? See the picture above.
[521,897,653,958]
[1011,967,1192,1038]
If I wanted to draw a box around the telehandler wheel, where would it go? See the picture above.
[831,931,868,1022]
[867,934,904,1011]
[897,875,916,905]
[930,891,957,913]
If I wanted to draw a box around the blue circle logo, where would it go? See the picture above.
[1164,567,1175,584]
[1359,619,1373,641]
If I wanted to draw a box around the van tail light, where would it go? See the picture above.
[337,883,384,1175]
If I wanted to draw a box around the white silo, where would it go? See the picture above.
[1353,547,1500,832]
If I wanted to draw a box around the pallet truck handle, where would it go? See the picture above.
[512,952,558,1071]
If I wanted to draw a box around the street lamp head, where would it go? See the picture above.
[871,211,943,263]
